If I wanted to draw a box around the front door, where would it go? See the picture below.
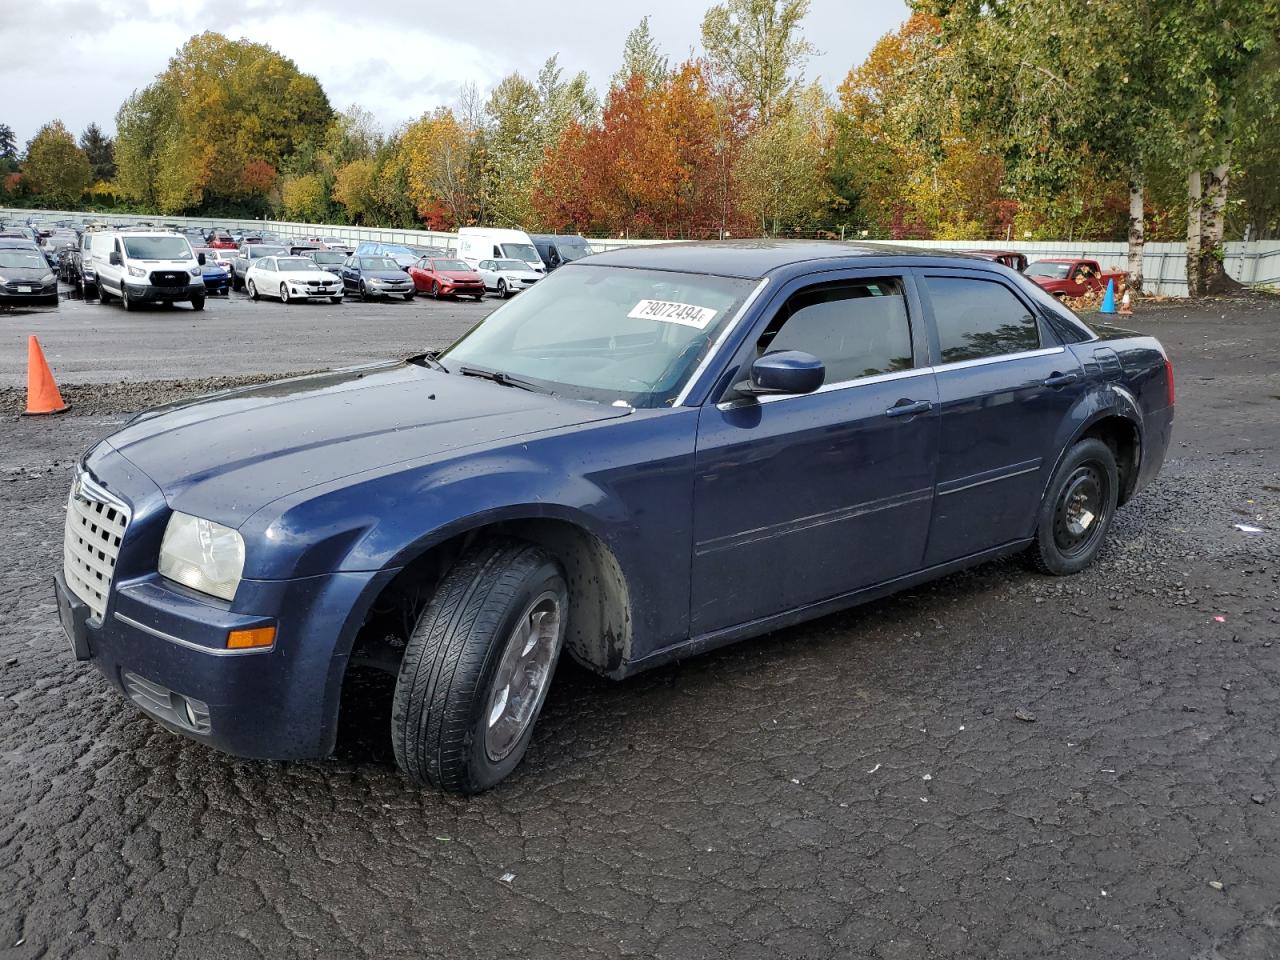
[691,272,939,636]
[916,270,1086,564]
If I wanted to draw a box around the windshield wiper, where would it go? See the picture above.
[406,351,450,373]
[458,365,542,393]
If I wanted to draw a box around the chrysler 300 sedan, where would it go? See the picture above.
[55,242,1174,793]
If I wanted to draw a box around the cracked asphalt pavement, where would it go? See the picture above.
[1,290,1278,959]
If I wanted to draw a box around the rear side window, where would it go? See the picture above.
[924,276,1040,363]
[758,278,914,383]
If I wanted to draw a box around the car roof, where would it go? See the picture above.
[0,238,40,249]
[581,239,998,279]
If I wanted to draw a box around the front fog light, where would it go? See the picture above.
[159,512,245,601]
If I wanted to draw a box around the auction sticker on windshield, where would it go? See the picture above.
[627,299,719,329]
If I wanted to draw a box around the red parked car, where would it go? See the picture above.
[407,256,486,300]
[205,230,238,250]
[961,250,1028,272]
[1025,258,1126,299]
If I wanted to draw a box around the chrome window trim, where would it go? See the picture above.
[115,612,275,657]
[675,277,770,407]
[931,346,1064,372]
[716,346,1068,409]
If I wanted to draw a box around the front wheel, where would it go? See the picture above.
[392,540,568,794]
[190,296,205,312]
[404,292,415,301]
[120,286,133,311]
[280,283,290,303]
[1026,437,1119,575]
[497,279,508,298]
[430,280,439,299]
[330,296,342,304]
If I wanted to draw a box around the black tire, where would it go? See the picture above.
[404,292,415,301]
[99,285,113,304]
[430,280,439,299]
[280,282,290,303]
[330,296,342,304]
[392,539,568,794]
[360,281,369,302]
[120,286,133,311]
[497,279,508,298]
[247,279,259,301]
[1026,437,1119,576]
[190,296,205,312]
[232,274,243,292]
[472,294,484,301]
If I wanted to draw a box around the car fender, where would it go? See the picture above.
[1042,380,1144,504]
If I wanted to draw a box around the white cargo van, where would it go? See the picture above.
[91,229,207,311]
[455,228,545,273]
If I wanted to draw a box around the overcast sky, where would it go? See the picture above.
[2,0,909,145]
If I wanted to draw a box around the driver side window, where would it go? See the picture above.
[757,278,916,384]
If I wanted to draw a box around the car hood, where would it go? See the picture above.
[499,269,543,280]
[278,269,337,282]
[440,270,482,281]
[102,361,629,526]
[364,269,410,281]
[0,265,52,280]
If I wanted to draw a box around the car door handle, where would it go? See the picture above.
[885,399,933,418]
[1043,372,1081,388]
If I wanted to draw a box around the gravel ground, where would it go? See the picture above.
[0,294,1277,960]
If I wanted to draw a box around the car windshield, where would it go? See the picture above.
[441,265,758,407]
[433,259,472,272]
[277,257,317,271]
[379,244,414,257]
[499,243,540,262]
[360,257,401,270]
[1025,261,1071,279]
[122,236,192,260]
[250,245,288,259]
[0,250,46,269]
[311,252,344,263]
[494,259,529,271]
[553,238,593,261]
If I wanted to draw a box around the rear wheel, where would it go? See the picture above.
[1026,438,1118,575]
[99,284,113,304]
[391,540,568,794]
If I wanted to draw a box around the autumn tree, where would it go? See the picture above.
[113,32,331,213]
[280,173,328,221]
[332,157,378,223]
[701,0,817,122]
[23,121,92,207]
[736,84,830,235]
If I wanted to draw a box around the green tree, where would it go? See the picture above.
[610,17,669,92]
[115,83,178,208]
[79,123,116,182]
[700,0,817,121]
[23,120,92,207]
[280,173,328,221]
[0,124,16,161]
[736,84,829,235]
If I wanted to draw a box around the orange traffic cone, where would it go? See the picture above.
[24,335,69,415]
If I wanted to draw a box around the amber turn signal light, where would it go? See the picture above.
[226,625,276,650]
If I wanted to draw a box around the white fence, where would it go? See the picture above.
[5,206,1276,297]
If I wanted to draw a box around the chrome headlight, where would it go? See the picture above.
[189,265,202,276]
[127,265,147,278]
[42,273,56,284]
[158,512,245,601]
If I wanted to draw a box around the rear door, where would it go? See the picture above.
[915,269,1086,565]
[691,270,938,634]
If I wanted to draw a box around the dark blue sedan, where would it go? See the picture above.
[54,242,1174,793]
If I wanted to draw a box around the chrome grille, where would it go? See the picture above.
[63,472,130,623]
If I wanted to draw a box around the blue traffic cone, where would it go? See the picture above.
[1099,279,1116,314]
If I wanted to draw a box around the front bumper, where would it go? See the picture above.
[0,280,58,301]
[202,276,230,294]
[366,282,414,297]
[59,445,396,760]
[125,280,206,302]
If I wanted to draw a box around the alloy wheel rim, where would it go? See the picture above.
[1053,463,1106,556]
[483,592,563,763]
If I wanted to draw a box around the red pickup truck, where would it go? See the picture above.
[1025,258,1125,298]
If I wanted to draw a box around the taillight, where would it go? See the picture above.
[1164,355,1175,407]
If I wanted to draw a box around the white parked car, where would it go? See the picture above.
[476,258,544,297]
[245,256,345,303]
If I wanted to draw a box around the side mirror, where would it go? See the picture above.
[197,252,206,265]
[109,251,122,266]
[739,351,825,397]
